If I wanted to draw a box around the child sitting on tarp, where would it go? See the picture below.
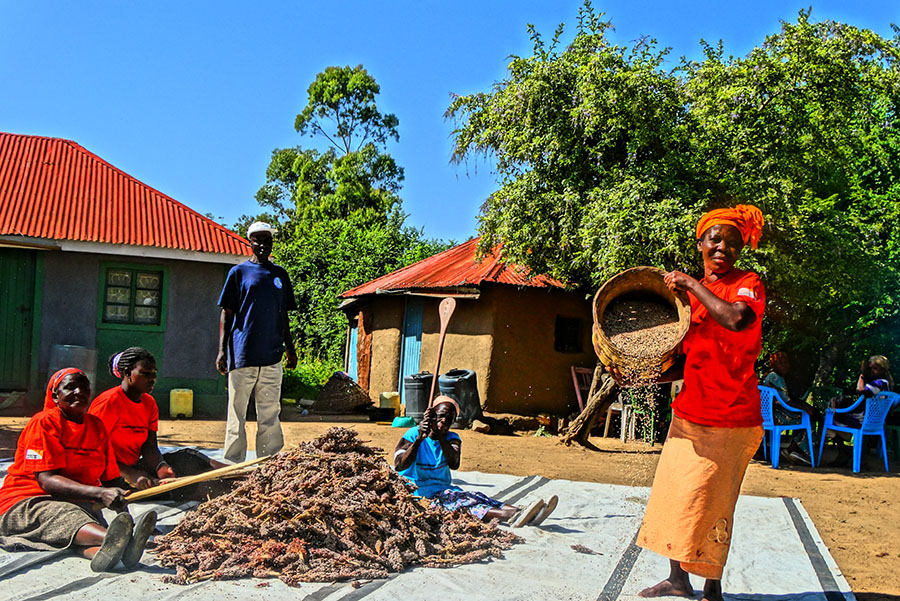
[394,396,556,527]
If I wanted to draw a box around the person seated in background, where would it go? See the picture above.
[830,355,894,467]
[89,347,229,500]
[761,351,818,466]
[0,369,156,572]
[394,396,557,528]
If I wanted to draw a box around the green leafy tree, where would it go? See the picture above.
[447,3,900,384]
[250,65,447,363]
[279,211,445,361]
[683,13,900,383]
[256,66,403,223]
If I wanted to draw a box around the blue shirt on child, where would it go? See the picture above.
[397,426,462,498]
[218,260,297,371]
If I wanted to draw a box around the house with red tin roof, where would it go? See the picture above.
[339,237,595,416]
[0,132,251,414]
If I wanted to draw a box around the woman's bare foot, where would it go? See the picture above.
[638,578,694,598]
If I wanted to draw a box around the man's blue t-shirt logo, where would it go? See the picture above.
[273,277,283,289]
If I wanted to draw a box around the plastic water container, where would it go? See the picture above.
[403,372,433,423]
[438,369,481,427]
[49,344,97,390]
[169,389,193,418]
[379,391,400,413]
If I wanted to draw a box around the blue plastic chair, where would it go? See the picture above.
[759,385,816,468]
[817,391,900,473]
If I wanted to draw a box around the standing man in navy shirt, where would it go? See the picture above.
[216,221,297,463]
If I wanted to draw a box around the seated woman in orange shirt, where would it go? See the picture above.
[89,347,227,500]
[0,368,156,572]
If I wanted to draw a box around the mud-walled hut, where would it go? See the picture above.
[339,238,596,416]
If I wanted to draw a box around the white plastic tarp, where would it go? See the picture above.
[0,453,854,601]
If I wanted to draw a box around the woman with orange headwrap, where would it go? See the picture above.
[611,205,766,601]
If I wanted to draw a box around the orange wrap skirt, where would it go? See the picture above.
[637,415,762,580]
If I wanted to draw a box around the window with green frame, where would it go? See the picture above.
[102,268,164,325]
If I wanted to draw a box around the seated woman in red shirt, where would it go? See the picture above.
[0,368,157,572]
[89,347,227,500]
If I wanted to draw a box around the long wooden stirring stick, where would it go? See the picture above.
[123,455,272,503]
[426,297,457,409]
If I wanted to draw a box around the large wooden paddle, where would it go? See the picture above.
[427,297,457,409]
[123,455,272,503]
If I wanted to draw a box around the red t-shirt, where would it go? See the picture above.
[671,268,765,428]
[88,387,158,467]
[0,409,120,515]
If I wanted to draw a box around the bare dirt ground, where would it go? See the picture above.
[1,416,898,600]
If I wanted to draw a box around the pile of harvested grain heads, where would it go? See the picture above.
[155,427,521,586]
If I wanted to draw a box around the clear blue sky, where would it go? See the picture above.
[2,1,897,243]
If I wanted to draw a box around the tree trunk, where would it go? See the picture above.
[813,333,863,386]
[813,345,840,386]
[561,363,618,448]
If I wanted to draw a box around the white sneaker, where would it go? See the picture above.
[529,494,558,526]
[511,499,544,528]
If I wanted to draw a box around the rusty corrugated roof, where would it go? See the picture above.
[341,237,566,297]
[0,132,250,256]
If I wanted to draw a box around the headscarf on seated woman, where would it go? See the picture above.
[43,368,87,411]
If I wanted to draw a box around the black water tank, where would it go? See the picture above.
[403,371,433,423]
[438,369,480,427]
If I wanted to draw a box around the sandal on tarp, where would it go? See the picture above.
[122,510,158,568]
[510,499,544,528]
[530,494,558,526]
[90,512,133,572]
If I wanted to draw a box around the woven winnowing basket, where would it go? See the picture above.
[592,266,691,375]
[312,373,373,414]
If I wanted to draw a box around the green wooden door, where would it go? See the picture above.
[0,248,36,390]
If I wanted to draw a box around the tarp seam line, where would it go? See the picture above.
[491,475,537,501]
[596,529,641,601]
[335,574,397,600]
[783,496,847,601]
[501,476,550,505]
[16,574,107,601]
[0,548,66,580]
[301,583,344,601]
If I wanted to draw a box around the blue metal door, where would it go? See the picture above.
[347,322,359,381]
[398,297,424,402]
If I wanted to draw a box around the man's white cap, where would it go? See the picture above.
[247,221,278,237]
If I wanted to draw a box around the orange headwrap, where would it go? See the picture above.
[44,367,86,411]
[696,204,764,249]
